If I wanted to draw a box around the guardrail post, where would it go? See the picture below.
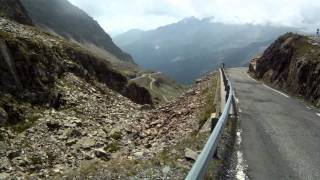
[211,115,219,133]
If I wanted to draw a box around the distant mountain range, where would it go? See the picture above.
[114,17,297,84]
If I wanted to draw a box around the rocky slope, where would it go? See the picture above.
[0,0,33,25]
[18,0,184,102]
[0,17,152,123]
[0,64,219,178]
[21,0,133,63]
[0,1,223,179]
[249,33,320,107]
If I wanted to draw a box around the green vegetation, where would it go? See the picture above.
[198,74,219,129]
[295,37,320,63]
[9,112,41,133]
[104,142,121,153]
[110,132,122,140]
[131,73,186,104]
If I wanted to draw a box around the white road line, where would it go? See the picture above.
[246,74,257,82]
[263,84,290,98]
[316,113,320,117]
[306,106,312,110]
[235,129,247,180]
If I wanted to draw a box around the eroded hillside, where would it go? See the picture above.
[249,33,320,107]
[0,0,33,25]
[0,2,221,179]
[21,0,133,63]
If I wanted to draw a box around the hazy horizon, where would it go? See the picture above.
[69,0,320,36]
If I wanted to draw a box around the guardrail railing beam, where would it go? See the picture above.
[186,68,234,180]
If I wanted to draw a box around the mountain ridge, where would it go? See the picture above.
[115,17,296,84]
[21,0,134,63]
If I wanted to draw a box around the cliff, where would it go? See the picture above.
[0,0,33,25]
[249,33,320,107]
[0,17,152,126]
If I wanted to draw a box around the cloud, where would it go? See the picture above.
[68,0,320,35]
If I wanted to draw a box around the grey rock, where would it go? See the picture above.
[184,148,198,161]
[65,139,77,146]
[94,149,111,161]
[134,151,144,157]
[0,172,10,180]
[162,166,171,174]
[0,141,7,156]
[140,104,152,110]
[75,137,95,149]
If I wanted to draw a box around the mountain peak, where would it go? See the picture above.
[179,16,200,24]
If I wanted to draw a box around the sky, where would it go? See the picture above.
[69,0,320,36]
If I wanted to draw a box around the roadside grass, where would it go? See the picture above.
[198,73,219,129]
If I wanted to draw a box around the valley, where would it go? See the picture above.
[114,17,296,84]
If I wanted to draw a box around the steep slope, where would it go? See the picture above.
[0,18,152,111]
[19,0,184,102]
[115,17,295,84]
[249,33,320,107]
[21,0,133,63]
[0,0,33,25]
[0,18,219,177]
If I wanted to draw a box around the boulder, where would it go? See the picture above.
[46,121,61,131]
[0,172,10,180]
[75,137,95,149]
[93,149,111,161]
[184,148,198,161]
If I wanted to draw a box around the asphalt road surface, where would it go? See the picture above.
[227,68,320,180]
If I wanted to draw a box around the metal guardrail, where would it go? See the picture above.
[185,68,234,180]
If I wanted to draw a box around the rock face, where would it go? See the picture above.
[0,0,33,25]
[0,17,152,129]
[0,18,151,106]
[249,33,320,106]
[21,0,133,63]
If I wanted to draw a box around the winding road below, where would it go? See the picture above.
[227,67,320,180]
[131,72,169,102]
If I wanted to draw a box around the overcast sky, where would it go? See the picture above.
[69,0,320,36]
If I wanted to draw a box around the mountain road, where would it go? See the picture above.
[227,67,320,180]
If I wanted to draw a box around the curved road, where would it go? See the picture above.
[131,72,169,102]
[148,74,169,102]
[227,68,320,180]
